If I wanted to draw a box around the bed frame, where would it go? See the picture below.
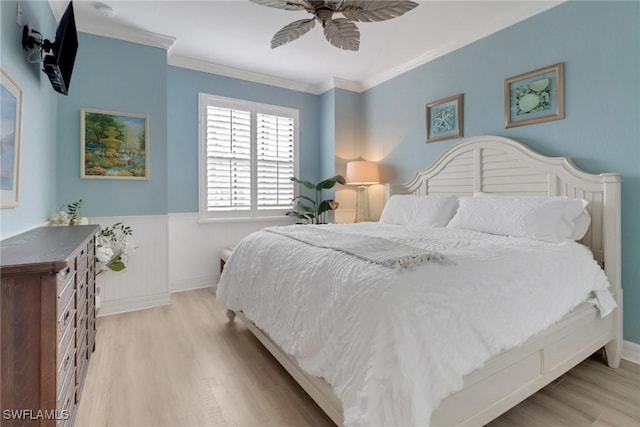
[226,135,622,426]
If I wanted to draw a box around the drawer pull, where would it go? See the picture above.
[64,353,72,370]
[64,310,71,327]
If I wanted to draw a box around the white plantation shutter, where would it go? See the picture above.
[199,94,298,220]
[206,106,252,210]
[257,113,295,209]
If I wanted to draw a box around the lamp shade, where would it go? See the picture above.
[346,161,380,185]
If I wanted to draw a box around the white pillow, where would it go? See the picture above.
[379,195,459,227]
[472,193,590,240]
[447,195,589,242]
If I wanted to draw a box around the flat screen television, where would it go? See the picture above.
[41,2,78,95]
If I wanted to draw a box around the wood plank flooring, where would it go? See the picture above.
[76,288,640,427]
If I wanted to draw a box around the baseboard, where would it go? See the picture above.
[98,293,171,317]
[171,275,217,293]
[622,340,640,365]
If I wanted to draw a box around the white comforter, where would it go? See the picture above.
[216,223,615,427]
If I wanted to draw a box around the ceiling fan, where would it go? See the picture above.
[250,0,419,51]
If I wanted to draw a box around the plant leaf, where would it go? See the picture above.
[294,200,315,213]
[249,0,313,11]
[271,19,316,48]
[291,177,316,189]
[324,18,360,51]
[108,261,126,272]
[315,174,346,190]
[286,211,310,220]
[292,195,316,206]
[340,1,418,22]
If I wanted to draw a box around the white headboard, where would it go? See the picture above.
[385,135,621,299]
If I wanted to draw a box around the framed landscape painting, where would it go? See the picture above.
[81,109,149,180]
[426,94,463,143]
[505,63,564,128]
[1,68,23,208]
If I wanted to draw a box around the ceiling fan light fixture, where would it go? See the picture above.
[251,0,419,51]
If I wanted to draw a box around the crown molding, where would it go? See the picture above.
[317,78,363,95]
[168,55,327,95]
[48,1,175,50]
[360,1,564,91]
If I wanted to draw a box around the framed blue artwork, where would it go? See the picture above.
[426,94,463,143]
[1,68,23,208]
[505,63,564,128]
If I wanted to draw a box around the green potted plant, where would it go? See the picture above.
[286,175,345,224]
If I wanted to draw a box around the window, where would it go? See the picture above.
[198,94,298,221]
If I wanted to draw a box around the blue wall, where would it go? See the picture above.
[359,1,640,343]
[166,66,321,212]
[0,1,58,237]
[56,33,168,216]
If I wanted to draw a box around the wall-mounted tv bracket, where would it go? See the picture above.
[21,25,54,53]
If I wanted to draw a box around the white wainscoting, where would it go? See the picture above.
[168,213,294,292]
[91,215,170,316]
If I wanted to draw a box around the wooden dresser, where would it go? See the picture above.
[0,225,99,426]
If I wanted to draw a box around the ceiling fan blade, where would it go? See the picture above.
[249,0,313,11]
[340,1,418,22]
[271,19,316,48]
[323,18,360,51]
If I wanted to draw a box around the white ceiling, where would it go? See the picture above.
[48,0,563,94]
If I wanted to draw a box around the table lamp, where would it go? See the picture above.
[346,160,380,222]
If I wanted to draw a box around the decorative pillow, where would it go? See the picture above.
[472,193,590,241]
[447,195,589,242]
[379,195,459,227]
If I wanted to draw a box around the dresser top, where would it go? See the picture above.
[1,225,100,274]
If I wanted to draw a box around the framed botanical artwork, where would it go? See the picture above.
[81,109,149,180]
[426,94,463,143]
[505,63,564,128]
[1,68,23,208]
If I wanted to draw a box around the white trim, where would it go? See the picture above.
[622,340,640,365]
[197,93,300,222]
[170,276,216,293]
[170,55,324,94]
[359,2,564,91]
[98,293,170,317]
[79,23,175,50]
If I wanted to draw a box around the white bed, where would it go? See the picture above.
[218,135,622,427]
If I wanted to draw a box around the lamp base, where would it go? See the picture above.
[354,186,371,223]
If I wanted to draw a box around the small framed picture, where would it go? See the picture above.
[1,68,23,208]
[426,94,463,143]
[505,63,564,128]
[81,109,149,180]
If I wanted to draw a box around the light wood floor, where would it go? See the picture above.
[76,288,640,427]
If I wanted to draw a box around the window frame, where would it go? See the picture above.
[198,93,300,222]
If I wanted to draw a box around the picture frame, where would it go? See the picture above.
[1,68,23,208]
[505,63,564,128]
[81,109,149,180]
[426,94,463,143]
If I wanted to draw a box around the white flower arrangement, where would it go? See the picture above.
[49,199,136,275]
[96,222,136,275]
[49,199,89,226]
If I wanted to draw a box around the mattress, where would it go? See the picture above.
[216,222,615,427]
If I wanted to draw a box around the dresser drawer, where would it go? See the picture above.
[75,244,89,273]
[57,314,75,370]
[56,262,76,291]
[57,294,76,341]
[76,270,88,305]
[58,372,75,424]
[57,324,76,398]
[57,345,76,404]
[57,271,76,320]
